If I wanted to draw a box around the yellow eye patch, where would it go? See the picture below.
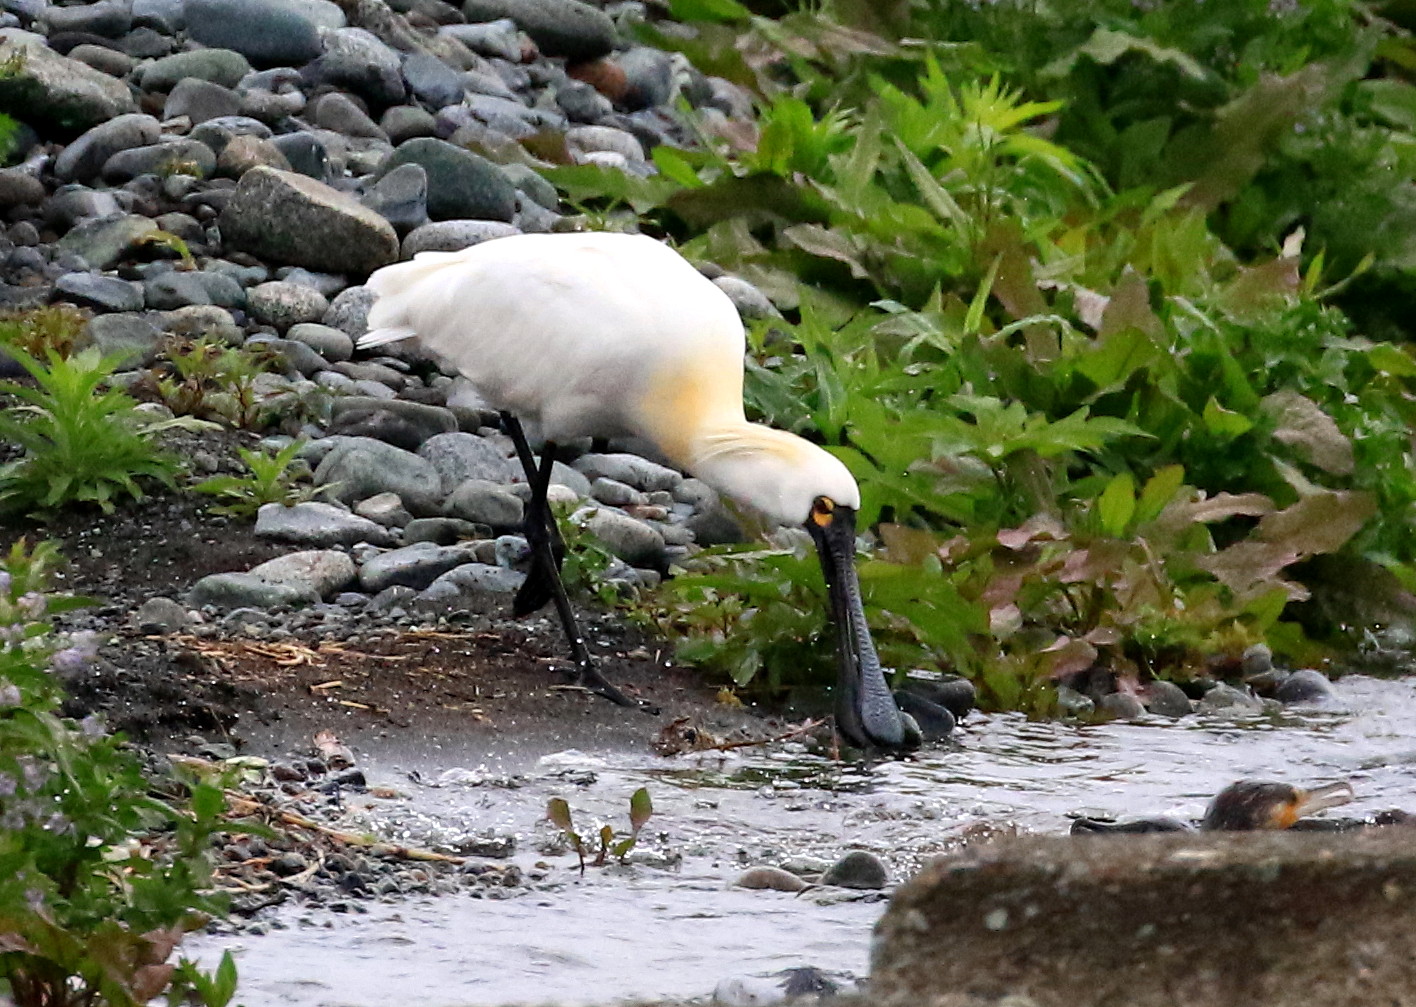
[811,497,835,526]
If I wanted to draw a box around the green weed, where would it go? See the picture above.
[147,337,280,430]
[0,541,238,1007]
[192,440,315,518]
[0,348,207,517]
[546,788,654,875]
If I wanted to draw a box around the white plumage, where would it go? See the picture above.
[359,231,913,751]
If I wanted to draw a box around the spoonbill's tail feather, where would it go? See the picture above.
[359,250,471,349]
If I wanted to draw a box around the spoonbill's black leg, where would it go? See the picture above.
[500,412,647,711]
[500,412,563,616]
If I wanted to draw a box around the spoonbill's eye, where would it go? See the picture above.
[810,496,835,526]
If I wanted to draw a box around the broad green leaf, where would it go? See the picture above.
[652,146,705,189]
[1097,472,1136,538]
[1136,465,1185,525]
[546,797,574,833]
[1202,398,1253,439]
[629,787,653,832]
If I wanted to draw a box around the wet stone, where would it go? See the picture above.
[255,500,398,548]
[1197,682,1264,715]
[187,572,320,610]
[133,596,191,634]
[55,272,144,312]
[820,851,889,890]
[1276,668,1337,704]
[359,541,476,592]
[1099,693,1146,720]
[1143,680,1193,718]
[444,479,523,528]
[733,866,808,893]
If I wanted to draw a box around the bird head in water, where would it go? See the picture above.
[1200,780,1354,831]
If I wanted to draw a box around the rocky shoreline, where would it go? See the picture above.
[0,0,776,719]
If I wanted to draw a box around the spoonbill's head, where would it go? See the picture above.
[691,430,918,753]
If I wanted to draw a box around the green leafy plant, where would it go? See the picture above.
[0,348,205,517]
[530,0,1416,710]
[148,338,279,430]
[193,440,315,517]
[134,230,197,271]
[0,306,89,360]
[0,541,238,1007]
[545,788,654,875]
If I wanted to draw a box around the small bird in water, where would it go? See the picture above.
[1071,779,1356,835]
[360,232,919,752]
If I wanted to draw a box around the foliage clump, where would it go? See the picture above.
[192,440,315,517]
[547,0,1416,708]
[0,542,237,1007]
[0,347,205,518]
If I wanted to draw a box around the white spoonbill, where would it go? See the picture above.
[359,231,916,752]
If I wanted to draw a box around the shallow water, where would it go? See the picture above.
[193,675,1416,1006]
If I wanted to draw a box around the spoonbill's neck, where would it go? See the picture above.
[673,420,860,530]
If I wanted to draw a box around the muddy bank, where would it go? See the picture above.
[3,477,784,764]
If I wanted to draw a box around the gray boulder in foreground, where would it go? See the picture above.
[871,830,1416,1007]
[313,436,443,514]
[187,572,319,609]
[254,501,397,547]
[219,166,399,275]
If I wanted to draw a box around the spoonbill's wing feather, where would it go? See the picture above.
[358,233,747,443]
[360,250,474,347]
